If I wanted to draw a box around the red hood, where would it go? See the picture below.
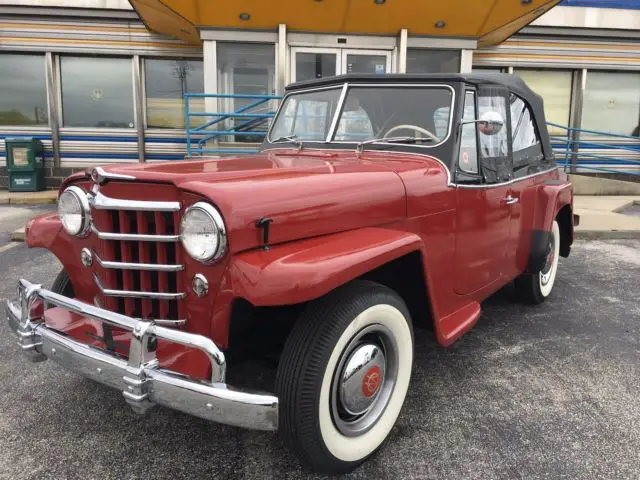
[73,149,447,252]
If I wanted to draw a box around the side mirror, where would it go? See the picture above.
[478,111,504,136]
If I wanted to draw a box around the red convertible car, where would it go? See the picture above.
[7,73,576,473]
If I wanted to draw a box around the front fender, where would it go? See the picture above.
[227,227,424,306]
[25,213,63,249]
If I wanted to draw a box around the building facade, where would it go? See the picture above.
[0,0,639,187]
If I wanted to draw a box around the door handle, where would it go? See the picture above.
[503,195,519,205]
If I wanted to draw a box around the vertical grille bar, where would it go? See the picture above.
[93,209,118,312]
[155,211,170,319]
[118,211,137,316]
[173,210,186,321]
[136,211,154,319]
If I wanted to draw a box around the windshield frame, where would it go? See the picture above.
[266,82,456,149]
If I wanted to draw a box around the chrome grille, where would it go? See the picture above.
[89,189,186,327]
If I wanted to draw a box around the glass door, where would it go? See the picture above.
[291,47,339,83]
[291,47,392,83]
[341,49,392,75]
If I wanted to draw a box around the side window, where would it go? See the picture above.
[458,91,479,175]
[478,88,511,184]
[510,94,544,176]
[511,95,539,151]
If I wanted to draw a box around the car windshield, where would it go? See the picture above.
[269,85,454,146]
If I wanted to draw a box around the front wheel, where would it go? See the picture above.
[275,280,414,474]
[515,219,561,304]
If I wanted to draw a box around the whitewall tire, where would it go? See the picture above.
[275,280,414,474]
[515,219,561,304]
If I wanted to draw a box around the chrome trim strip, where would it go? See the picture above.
[88,190,180,212]
[91,224,180,242]
[94,274,186,300]
[88,166,136,183]
[94,252,184,272]
[455,167,559,189]
[6,279,279,431]
[138,318,186,327]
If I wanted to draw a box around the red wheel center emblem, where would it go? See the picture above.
[362,365,382,398]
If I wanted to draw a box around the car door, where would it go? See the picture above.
[503,93,549,278]
[453,87,515,295]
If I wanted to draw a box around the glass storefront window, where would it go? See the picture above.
[406,49,460,74]
[145,58,204,129]
[514,69,572,136]
[61,56,134,128]
[217,43,276,141]
[581,71,640,137]
[0,54,48,126]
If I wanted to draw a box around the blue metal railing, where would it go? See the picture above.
[548,122,640,176]
[184,93,281,156]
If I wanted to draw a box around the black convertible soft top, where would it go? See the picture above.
[286,73,553,161]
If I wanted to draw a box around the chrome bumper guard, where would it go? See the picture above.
[6,279,278,431]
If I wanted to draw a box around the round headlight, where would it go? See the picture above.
[180,202,227,263]
[58,186,91,236]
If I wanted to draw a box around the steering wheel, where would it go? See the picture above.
[384,124,439,142]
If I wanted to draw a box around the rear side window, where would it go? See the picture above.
[510,93,544,177]
[510,94,540,152]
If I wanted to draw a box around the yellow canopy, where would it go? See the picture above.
[129,0,561,47]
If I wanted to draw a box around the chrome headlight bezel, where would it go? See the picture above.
[180,202,227,264]
[58,185,91,237]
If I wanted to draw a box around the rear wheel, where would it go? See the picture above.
[515,220,561,304]
[275,280,414,474]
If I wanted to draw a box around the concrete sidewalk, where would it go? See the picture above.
[574,196,640,239]
[0,189,57,205]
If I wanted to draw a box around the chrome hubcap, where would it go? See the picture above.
[331,324,398,437]
[541,234,556,286]
[339,344,386,415]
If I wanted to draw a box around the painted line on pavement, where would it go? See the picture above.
[0,242,20,253]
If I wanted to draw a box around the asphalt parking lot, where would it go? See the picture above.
[1,209,639,479]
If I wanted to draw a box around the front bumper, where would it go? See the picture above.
[6,279,278,431]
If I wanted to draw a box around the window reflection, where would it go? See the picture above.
[145,59,204,129]
[0,54,48,126]
[582,71,640,137]
[406,49,461,74]
[513,69,572,136]
[61,56,134,128]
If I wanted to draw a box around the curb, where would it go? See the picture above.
[575,230,640,240]
[10,228,25,242]
[8,197,57,205]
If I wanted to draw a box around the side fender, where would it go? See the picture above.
[526,180,573,272]
[25,213,63,249]
[228,227,425,306]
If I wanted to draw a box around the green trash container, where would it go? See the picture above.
[6,138,45,192]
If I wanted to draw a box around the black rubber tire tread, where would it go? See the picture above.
[275,280,413,474]
[50,269,74,297]
[514,272,544,305]
[515,220,559,305]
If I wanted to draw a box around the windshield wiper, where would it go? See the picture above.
[356,136,434,153]
[271,135,302,150]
